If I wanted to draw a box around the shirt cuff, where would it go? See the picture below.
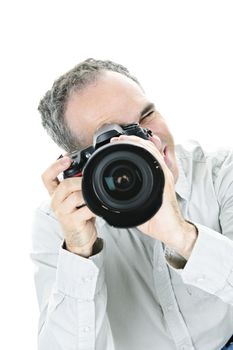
[55,238,105,300]
[180,223,233,294]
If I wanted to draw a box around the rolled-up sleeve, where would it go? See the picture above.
[167,151,233,306]
[31,204,115,350]
[181,224,233,305]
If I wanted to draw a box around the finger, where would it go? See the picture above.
[56,191,85,215]
[51,177,83,206]
[60,205,96,232]
[71,205,96,223]
[111,134,159,149]
[125,134,162,151]
[111,135,164,162]
[42,156,72,196]
[148,134,163,152]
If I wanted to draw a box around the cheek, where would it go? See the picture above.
[166,150,175,167]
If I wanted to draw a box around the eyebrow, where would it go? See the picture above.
[140,103,155,117]
[95,102,156,133]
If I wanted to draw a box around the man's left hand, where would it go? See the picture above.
[110,134,198,260]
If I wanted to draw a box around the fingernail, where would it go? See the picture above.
[110,137,119,142]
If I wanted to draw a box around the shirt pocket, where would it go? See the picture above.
[185,284,211,299]
[170,269,210,300]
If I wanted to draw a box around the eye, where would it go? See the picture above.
[140,111,155,123]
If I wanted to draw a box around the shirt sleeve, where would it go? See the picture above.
[30,203,115,350]
[166,152,233,306]
[180,223,233,305]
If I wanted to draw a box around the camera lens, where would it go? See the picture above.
[103,161,142,200]
[92,149,152,212]
[82,142,165,227]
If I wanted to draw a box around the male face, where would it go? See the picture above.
[65,70,178,181]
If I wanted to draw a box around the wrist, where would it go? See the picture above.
[166,221,198,260]
[64,232,97,258]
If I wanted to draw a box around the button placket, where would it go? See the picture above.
[81,326,91,333]
[153,242,195,350]
[82,276,94,283]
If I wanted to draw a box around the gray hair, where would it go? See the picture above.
[38,58,141,152]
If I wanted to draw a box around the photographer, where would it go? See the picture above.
[32,58,233,349]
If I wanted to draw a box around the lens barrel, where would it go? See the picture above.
[82,142,165,228]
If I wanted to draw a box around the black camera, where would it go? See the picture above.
[63,123,165,228]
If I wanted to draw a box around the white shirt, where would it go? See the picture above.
[31,141,233,350]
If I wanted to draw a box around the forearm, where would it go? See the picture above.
[166,221,198,260]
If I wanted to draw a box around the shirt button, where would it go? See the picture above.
[157,266,163,272]
[165,304,173,311]
[82,276,93,283]
[81,326,91,333]
[196,275,205,283]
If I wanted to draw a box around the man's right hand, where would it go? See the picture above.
[41,156,97,258]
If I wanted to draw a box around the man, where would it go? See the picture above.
[32,58,233,349]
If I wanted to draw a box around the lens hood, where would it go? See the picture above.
[82,142,165,228]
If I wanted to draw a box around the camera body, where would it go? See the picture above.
[63,123,165,228]
[63,123,153,178]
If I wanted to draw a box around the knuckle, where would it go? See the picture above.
[62,177,82,191]
[68,192,82,208]
[53,205,67,222]
[50,197,58,214]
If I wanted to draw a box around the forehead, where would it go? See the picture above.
[65,71,149,142]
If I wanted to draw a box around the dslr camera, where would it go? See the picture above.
[63,123,165,228]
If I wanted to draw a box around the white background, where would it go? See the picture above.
[0,0,233,348]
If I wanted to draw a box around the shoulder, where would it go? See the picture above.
[31,200,63,253]
[175,140,233,179]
